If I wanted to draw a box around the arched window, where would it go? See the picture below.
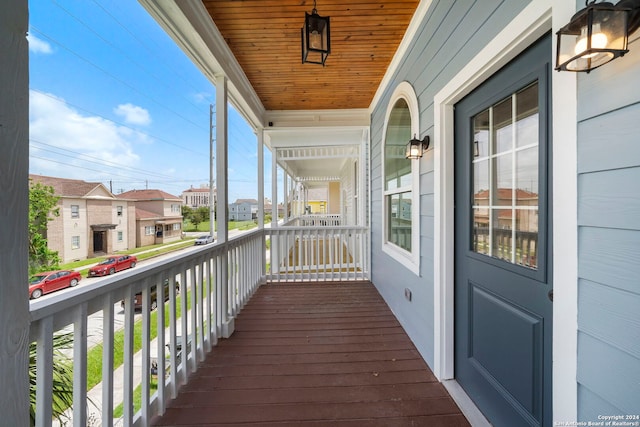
[381,82,420,274]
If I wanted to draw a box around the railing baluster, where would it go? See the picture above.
[72,303,88,427]
[34,318,53,427]
[168,268,178,399]
[156,273,166,415]
[189,262,198,373]
[141,278,151,425]
[197,257,205,361]
[179,267,189,382]
[101,294,114,427]
[123,285,135,426]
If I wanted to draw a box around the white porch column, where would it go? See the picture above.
[215,74,234,337]
[209,103,215,236]
[271,148,278,227]
[0,0,30,423]
[257,128,264,229]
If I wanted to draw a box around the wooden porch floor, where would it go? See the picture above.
[151,282,470,426]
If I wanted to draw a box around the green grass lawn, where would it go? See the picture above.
[85,288,192,392]
[183,219,257,233]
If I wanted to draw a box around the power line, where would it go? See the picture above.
[30,89,206,156]
[53,0,214,112]
[30,139,178,180]
[30,25,208,133]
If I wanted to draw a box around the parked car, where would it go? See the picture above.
[194,234,215,245]
[29,270,82,299]
[121,279,180,311]
[88,255,137,277]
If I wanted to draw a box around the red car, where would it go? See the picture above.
[29,270,82,299]
[88,255,137,277]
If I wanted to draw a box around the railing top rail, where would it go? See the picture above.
[29,229,264,323]
[266,225,367,231]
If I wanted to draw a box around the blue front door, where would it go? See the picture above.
[454,35,553,427]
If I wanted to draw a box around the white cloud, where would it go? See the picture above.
[114,103,151,126]
[193,92,212,103]
[30,91,142,179]
[28,33,53,54]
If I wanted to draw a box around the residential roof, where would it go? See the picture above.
[29,174,112,198]
[233,198,258,205]
[474,188,539,200]
[135,208,163,220]
[182,187,216,194]
[118,189,182,201]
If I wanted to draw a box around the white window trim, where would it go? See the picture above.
[381,81,420,275]
[432,0,577,422]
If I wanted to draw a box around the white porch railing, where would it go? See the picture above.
[265,226,369,282]
[28,225,368,426]
[282,214,342,227]
[28,229,264,427]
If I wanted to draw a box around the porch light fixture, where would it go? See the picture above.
[405,135,430,159]
[301,0,330,66]
[555,0,640,72]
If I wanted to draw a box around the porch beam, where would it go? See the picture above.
[0,0,30,424]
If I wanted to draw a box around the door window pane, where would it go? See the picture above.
[493,97,513,154]
[473,160,489,205]
[492,209,513,262]
[471,83,539,269]
[516,83,539,148]
[474,110,490,158]
[516,148,538,201]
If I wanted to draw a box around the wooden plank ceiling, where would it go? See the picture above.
[201,0,420,111]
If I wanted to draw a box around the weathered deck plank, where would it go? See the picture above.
[151,282,469,426]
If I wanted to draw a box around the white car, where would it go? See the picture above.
[194,234,215,245]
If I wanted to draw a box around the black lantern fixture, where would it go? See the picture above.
[555,0,640,72]
[301,0,330,66]
[405,135,430,160]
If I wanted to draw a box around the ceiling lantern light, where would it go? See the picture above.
[301,0,330,66]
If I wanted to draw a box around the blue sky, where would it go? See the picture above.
[28,0,271,202]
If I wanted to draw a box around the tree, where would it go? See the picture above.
[29,181,61,273]
[196,205,209,222]
[181,205,193,223]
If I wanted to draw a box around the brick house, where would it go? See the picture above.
[29,174,136,262]
[118,189,183,246]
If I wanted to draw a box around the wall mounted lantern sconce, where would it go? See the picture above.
[301,0,330,66]
[405,135,430,159]
[555,0,640,72]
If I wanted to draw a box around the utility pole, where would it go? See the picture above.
[209,103,216,237]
